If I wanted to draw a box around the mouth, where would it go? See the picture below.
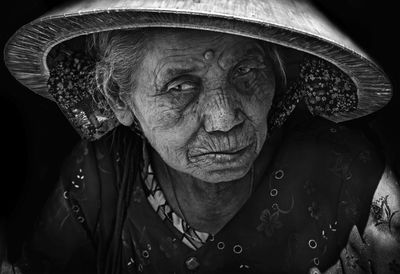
[189,142,255,165]
[197,143,251,156]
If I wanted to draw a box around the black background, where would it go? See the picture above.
[0,0,399,262]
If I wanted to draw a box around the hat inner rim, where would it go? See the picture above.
[4,10,392,122]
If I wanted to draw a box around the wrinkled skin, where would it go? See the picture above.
[124,30,276,183]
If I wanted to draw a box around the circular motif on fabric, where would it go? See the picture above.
[313,257,320,266]
[63,191,69,199]
[217,242,225,250]
[274,170,284,180]
[72,205,80,212]
[308,239,318,249]
[270,189,278,197]
[233,245,243,254]
[142,250,150,259]
[77,216,85,223]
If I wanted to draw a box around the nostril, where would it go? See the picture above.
[204,108,245,133]
[202,89,244,133]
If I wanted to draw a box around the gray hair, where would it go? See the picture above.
[89,29,150,101]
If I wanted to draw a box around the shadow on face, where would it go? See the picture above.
[124,29,277,183]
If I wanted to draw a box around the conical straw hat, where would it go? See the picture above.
[3,0,392,132]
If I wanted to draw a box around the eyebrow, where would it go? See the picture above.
[153,42,265,89]
[236,44,266,59]
[246,46,265,56]
[214,42,265,69]
[163,67,199,79]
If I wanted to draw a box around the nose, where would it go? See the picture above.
[202,89,245,133]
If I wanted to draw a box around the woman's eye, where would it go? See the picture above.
[235,66,252,76]
[231,59,266,79]
[169,82,197,93]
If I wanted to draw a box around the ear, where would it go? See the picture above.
[113,100,134,126]
[96,70,135,126]
[106,94,134,126]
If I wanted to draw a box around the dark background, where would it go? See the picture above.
[0,0,399,262]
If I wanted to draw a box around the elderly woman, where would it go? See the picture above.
[2,0,399,273]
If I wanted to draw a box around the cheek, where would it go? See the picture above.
[130,68,186,133]
[132,89,179,131]
[147,121,199,173]
[134,88,198,131]
[240,71,275,126]
[132,91,201,164]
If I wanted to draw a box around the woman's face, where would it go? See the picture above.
[126,30,276,183]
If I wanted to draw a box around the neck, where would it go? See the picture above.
[149,129,281,234]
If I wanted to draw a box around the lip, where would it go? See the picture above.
[198,144,251,156]
[190,142,255,164]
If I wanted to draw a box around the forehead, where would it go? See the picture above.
[142,30,265,81]
[151,29,260,52]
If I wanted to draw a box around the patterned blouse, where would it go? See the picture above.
[142,162,211,250]
[17,114,385,274]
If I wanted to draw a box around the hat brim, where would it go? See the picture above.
[4,0,392,123]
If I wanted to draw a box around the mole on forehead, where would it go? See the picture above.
[159,40,263,62]
[155,30,264,60]
[152,33,264,74]
[152,42,265,80]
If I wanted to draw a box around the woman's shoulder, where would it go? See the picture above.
[16,128,141,272]
[15,139,111,273]
[281,115,385,192]
[59,129,136,229]
[281,115,384,168]
[62,132,117,177]
[276,116,386,229]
